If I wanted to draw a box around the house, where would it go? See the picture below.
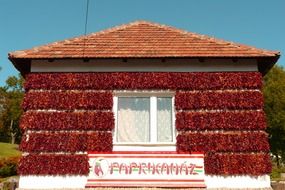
[9,20,280,189]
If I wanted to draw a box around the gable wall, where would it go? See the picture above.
[18,59,270,187]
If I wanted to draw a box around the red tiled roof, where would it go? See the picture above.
[9,20,280,59]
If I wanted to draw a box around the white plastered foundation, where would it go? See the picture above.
[19,175,271,189]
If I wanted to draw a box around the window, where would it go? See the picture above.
[113,92,175,150]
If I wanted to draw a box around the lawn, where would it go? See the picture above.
[0,142,21,158]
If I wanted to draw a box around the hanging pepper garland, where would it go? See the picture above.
[22,91,113,110]
[18,71,271,176]
[176,111,266,130]
[20,131,113,153]
[24,72,262,90]
[18,154,90,175]
[20,111,114,131]
[175,91,264,110]
[23,90,263,111]
[204,153,271,175]
[176,131,269,152]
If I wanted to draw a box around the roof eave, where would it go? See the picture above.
[9,54,280,77]
[8,56,31,77]
[257,54,280,76]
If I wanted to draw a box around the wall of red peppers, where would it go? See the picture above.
[18,72,270,176]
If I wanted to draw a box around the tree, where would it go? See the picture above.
[263,65,285,167]
[0,74,24,144]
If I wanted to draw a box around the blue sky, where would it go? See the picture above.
[0,0,284,86]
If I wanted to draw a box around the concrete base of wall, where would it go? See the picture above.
[17,187,272,190]
[205,175,270,188]
[18,175,271,189]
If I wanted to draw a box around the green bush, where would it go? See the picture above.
[0,157,20,178]
[271,164,285,181]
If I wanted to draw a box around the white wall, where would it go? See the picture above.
[24,58,263,189]
[19,176,87,189]
[19,175,270,189]
[31,58,258,72]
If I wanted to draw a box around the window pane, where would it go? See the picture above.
[117,97,150,142]
[157,97,173,142]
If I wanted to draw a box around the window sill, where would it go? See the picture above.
[114,142,175,146]
[113,143,176,151]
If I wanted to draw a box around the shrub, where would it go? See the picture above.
[0,157,20,177]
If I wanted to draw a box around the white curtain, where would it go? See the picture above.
[157,98,173,142]
[117,97,150,142]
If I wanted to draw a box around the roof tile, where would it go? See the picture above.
[8,20,280,59]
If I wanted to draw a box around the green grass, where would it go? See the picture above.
[271,162,285,181]
[0,142,21,158]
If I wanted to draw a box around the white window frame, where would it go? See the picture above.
[113,91,176,151]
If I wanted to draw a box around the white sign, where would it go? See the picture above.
[86,151,205,188]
